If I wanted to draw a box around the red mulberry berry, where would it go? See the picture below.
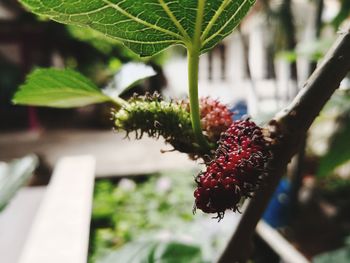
[181,97,233,141]
[198,97,233,141]
[193,119,270,220]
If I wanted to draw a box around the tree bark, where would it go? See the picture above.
[217,24,350,263]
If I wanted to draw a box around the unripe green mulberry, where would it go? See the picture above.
[113,93,207,158]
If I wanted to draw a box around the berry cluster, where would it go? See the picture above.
[199,97,233,141]
[113,94,234,159]
[194,120,270,220]
[181,97,233,141]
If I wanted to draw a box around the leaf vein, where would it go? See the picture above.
[47,16,180,45]
[202,0,252,47]
[201,0,231,41]
[101,0,184,41]
[158,0,191,42]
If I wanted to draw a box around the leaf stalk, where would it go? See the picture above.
[186,0,211,150]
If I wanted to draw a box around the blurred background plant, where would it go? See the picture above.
[89,170,241,263]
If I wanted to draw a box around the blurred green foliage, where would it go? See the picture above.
[89,170,197,263]
[89,170,243,263]
[316,90,350,177]
[332,0,350,29]
[318,112,350,177]
[277,38,333,63]
[97,240,205,263]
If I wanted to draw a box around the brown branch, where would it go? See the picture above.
[217,24,350,263]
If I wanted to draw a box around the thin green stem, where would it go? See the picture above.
[186,0,211,150]
[188,48,210,149]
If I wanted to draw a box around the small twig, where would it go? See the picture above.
[217,24,350,263]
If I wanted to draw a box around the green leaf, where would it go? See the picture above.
[318,113,350,177]
[0,155,38,212]
[20,0,256,57]
[98,240,204,263]
[13,68,110,108]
